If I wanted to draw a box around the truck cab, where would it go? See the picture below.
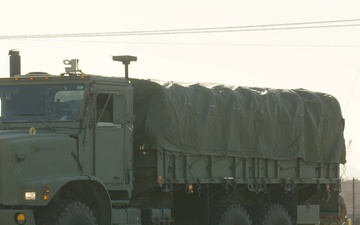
[0,64,136,224]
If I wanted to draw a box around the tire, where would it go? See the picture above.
[211,203,252,225]
[252,203,293,225]
[35,200,97,225]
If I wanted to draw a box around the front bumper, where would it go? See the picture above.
[0,209,35,225]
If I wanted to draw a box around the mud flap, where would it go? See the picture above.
[297,205,320,224]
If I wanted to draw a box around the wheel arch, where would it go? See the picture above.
[55,178,112,225]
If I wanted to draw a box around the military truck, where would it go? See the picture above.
[0,50,346,225]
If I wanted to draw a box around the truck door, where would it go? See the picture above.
[94,93,127,189]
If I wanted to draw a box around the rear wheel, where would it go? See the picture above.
[211,203,252,225]
[252,203,293,225]
[35,200,97,225]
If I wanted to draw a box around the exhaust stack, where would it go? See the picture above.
[9,50,21,77]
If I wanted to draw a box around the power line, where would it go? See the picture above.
[11,38,360,48]
[1,18,360,40]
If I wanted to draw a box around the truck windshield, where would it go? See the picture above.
[0,84,85,122]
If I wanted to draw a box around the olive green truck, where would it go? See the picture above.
[0,50,346,225]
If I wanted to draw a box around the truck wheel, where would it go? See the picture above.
[211,203,252,225]
[35,200,97,225]
[252,203,293,225]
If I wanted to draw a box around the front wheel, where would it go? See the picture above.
[35,200,97,225]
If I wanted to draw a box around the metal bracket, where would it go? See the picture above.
[333,179,341,192]
[166,179,174,194]
[284,179,296,194]
[224,179,229,194]
[233,179,238,193]
[63,59,82,75]
[248,179,267,193]
[112,55,137,79]
[197,179,201,195]
[317,179,321,194]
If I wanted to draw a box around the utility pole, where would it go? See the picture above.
[353,177,356,222]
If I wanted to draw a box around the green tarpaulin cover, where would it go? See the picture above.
[131,79,346,164]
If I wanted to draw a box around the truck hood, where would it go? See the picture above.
[0,130,79,205]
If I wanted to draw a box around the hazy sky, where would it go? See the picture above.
[1,0,360,179]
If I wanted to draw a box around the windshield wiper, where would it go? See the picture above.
[18,113,45,117]
[36,116,55,131]
[15,114,54,131]
[0,120,10,130]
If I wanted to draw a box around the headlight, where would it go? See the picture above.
[24,192,36,201]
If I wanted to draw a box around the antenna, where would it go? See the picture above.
[112,55,137,79]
